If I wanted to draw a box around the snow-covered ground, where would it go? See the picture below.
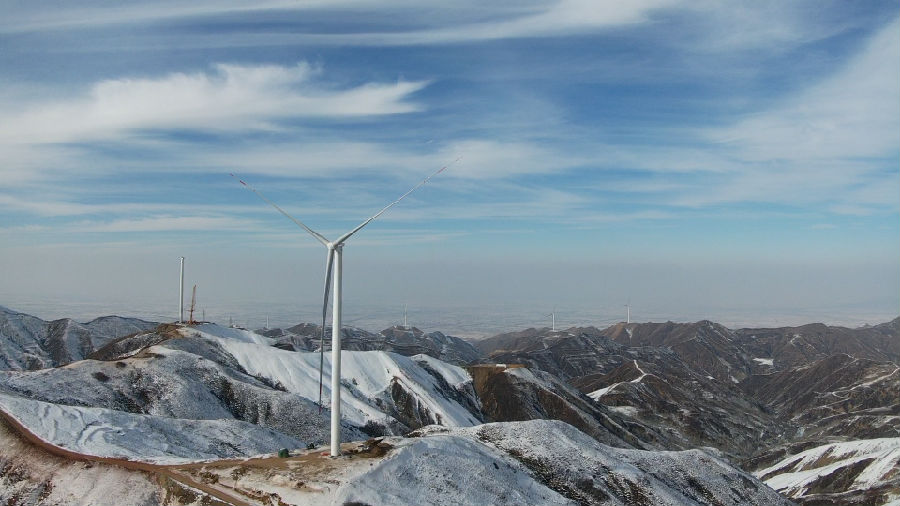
[190,323,481,429]
[169,419,792,506]
[756,437,900,500]
[0,392,303,464]
[587,360,649,400]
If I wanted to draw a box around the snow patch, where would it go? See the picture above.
[756,438,900,499]
[0,392,303,464]
[609,405,639,417]
[192,324,480,428]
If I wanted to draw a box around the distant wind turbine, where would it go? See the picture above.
[233,160,455,456]
[546,309,556,332]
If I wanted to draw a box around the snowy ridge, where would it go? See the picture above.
[756,438,900,499]
[412,353,472,388]
[0,392,303,464]
[0,306,157,370]
[337,420,793,506]
[0,413,792,506]
[190,323,481,429]
[587,360,648,400]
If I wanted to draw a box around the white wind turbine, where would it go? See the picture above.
[233,161,453,456]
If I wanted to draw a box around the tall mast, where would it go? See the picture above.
[179,257,185,324]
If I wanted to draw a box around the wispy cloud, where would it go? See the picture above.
[0,63,426,146]
[370,0,677,45]
[0,62,428,189]
[0,1,358,34]
[71,215,260,234]
[670,17,900,211]
[2,1,676,44]
[713,18,899,163]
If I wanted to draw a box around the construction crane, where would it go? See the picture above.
[188,285,198,325]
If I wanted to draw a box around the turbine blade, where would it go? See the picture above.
[318,247,335,411]
[334,157,460,245]
[230,173,330,246]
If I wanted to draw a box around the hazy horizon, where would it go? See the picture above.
[3,290,896,340]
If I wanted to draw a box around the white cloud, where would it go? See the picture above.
[432,140,584,179]
[679,1,853,52]
[72,215,259,234]
[0,62,428,187]
[3,1,676,44]
[674,17,900,210]
[0,1,367,34]
[714,17,899,162]
[0,194,262,218]
[387,0,676,44]
[0,63,426,146]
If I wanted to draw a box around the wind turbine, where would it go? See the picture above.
[546,308,556,332]
[233,161,453,456]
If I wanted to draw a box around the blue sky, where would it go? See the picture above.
[1,1,897,331]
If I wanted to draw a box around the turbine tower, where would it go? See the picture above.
[234,161,452,456]
[625,300,631,324]
[179,257,185,324]
[546,309,556,332]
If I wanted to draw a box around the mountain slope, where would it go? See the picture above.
[741,354,900,442]
[186,420,793,506]
[0,306,157,370]
[477,327,626,380]
[0,413,793,506]
[194,324,483,432]
[0,392,304,464]
[734,319,900,370]
[260,323,481,365]
[755,438,900,505]
[467,364,676,451]
[574,355,780,458]
[0,322,484,451]
[476,324,779,457]
[600,321,755,383]
[0,416,163,506]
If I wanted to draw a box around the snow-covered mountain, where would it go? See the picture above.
[467,363,677,451]
[0,322,483,451]
[477,324,779,457]
[755,438,900,505]
[0,392,304,464]
[476,318,900,504]
[734,318,900,370]
[260,323,481,365]
[0,305,157,370]
[0,414,793,506]
[191,323,483,432]
[5,306,895,505]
